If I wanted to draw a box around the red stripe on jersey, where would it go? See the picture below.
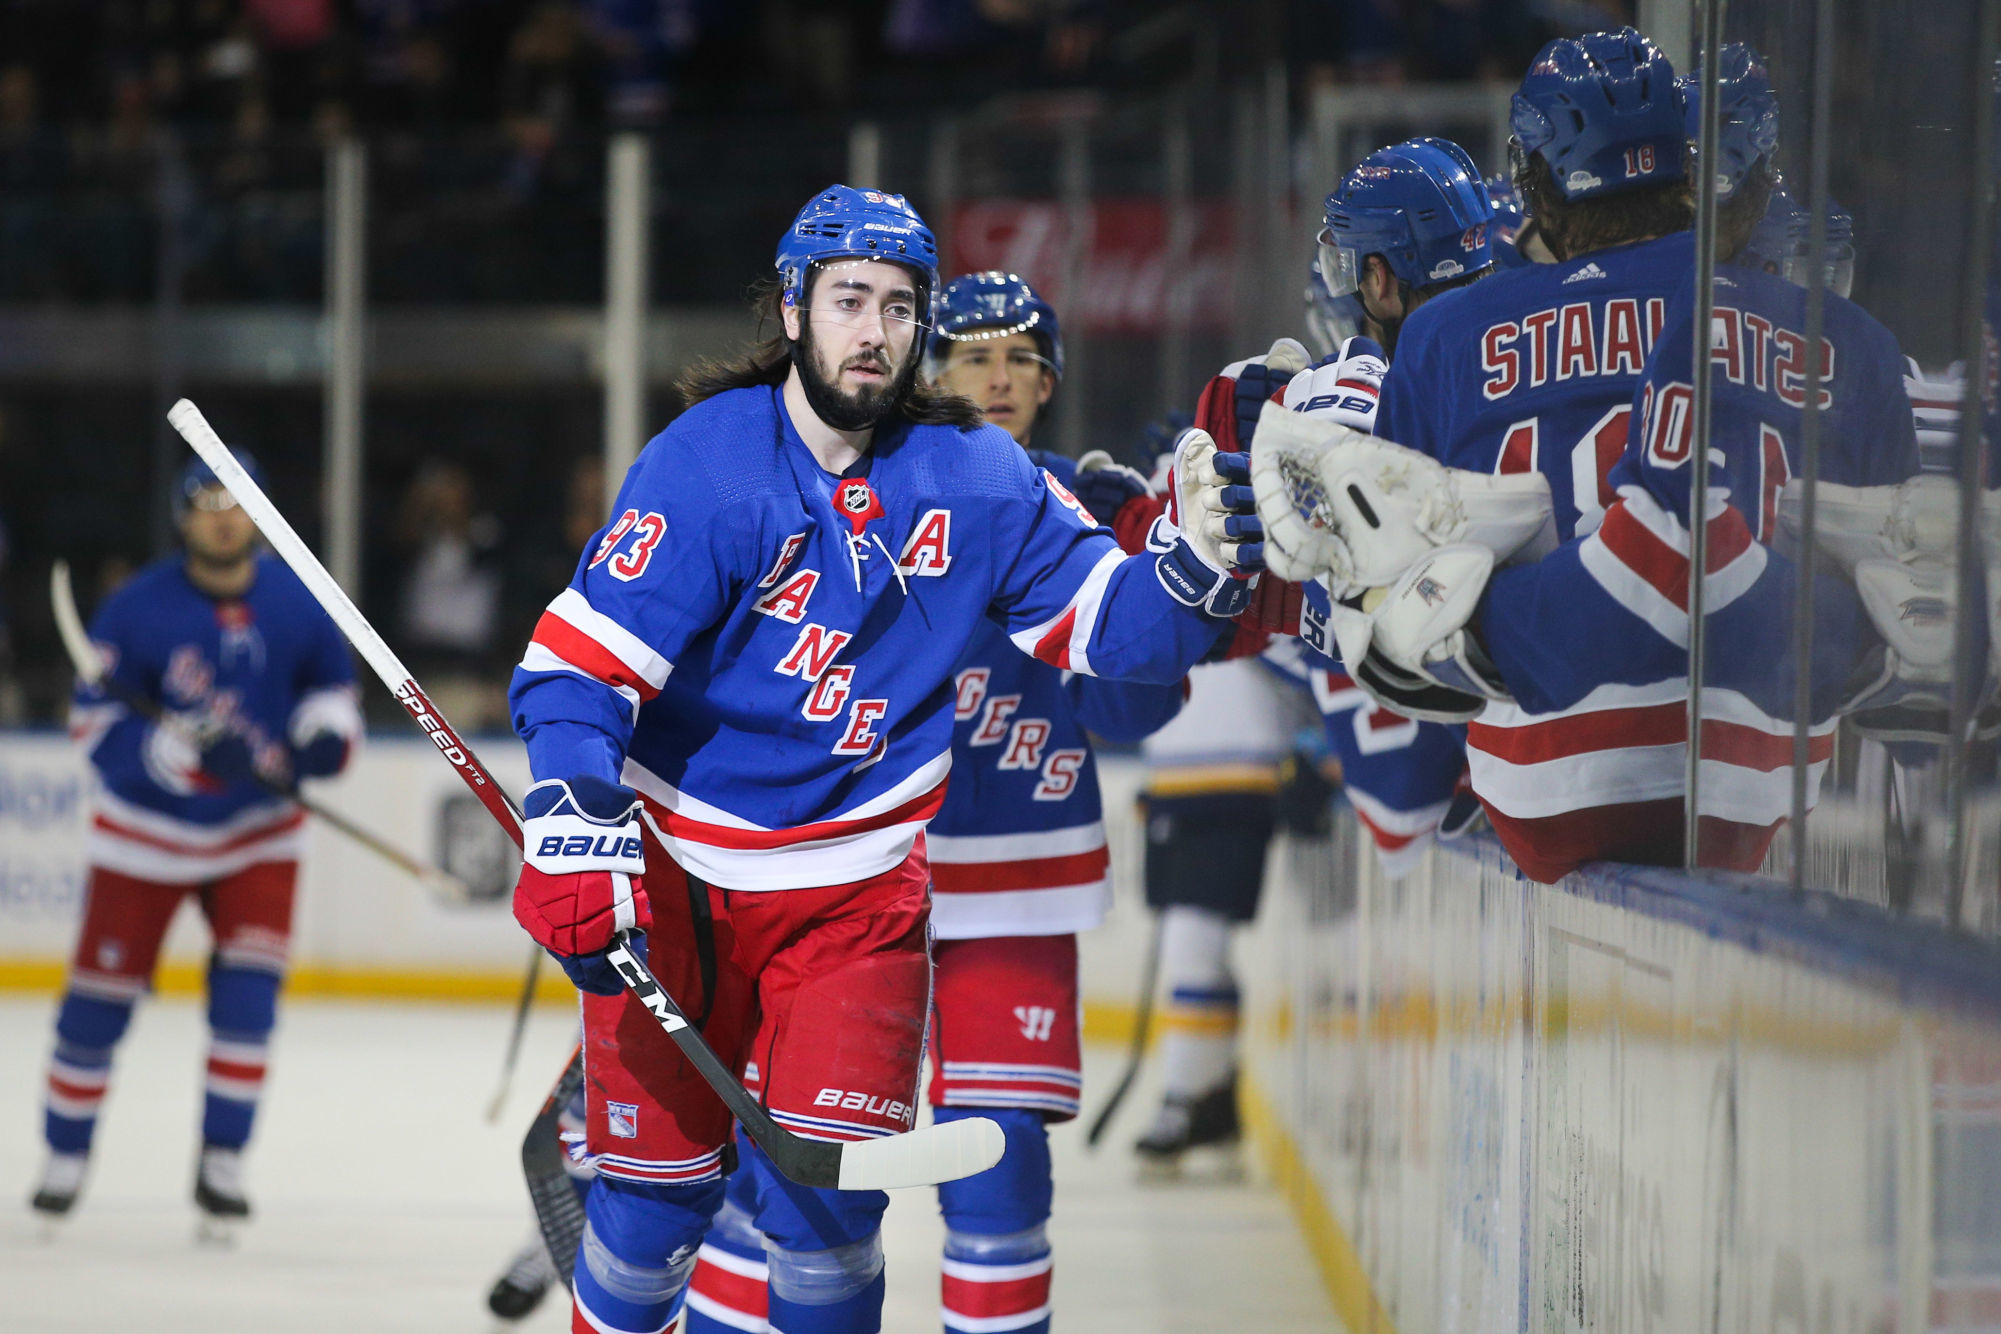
[943,1269,1053,1320]
[690,1261,770,1318]
[93,809,304,856]
[641,781,947,853]
[1031,607,1079,669]
[1469,702,1686,766]
[1702,719,1834,772]
[1351,807,1421,853]
[530,611,663,701]
[1598,503,1757,612]
[931,847,1109,893]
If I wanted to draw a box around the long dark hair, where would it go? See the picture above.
[1516,152,1695,263]
[676,273,985,429]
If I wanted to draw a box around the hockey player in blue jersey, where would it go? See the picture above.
[33,456,360,1228]
[507,187,1259,1334]
[680,270,1181,1334]
[1296,136,1500,873]
[1253,39,1931,881]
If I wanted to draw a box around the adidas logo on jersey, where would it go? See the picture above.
[1562,262,1608,284]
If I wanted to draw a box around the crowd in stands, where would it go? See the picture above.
[0,1,1629,137]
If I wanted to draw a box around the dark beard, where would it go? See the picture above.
[793,317,920,433]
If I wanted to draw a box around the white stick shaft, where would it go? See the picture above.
[169,398,523,838]
[169,400,414,693]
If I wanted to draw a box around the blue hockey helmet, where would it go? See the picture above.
[926,271,1064,378]
[1681,42,1780,201]
[1741,187,1855,296]
[1483,173,1537,269]
[1318,137,1494,298]
[173,451,263,521]
[775,185,940,319]
[1511,27,1687,201]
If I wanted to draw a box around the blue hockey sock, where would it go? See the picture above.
[572,1175,723,1334]
[201,964,281,1149]
[45,992,134,1155]
[936,1108,1054,1334]
[744,1137,889,1334]
[685,1165,771,1334]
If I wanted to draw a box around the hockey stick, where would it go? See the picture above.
[167,398,1003,1191]
[1084,911,1164,1149]
[485,944,544,1123]
[51,559,473,905]
[523,1048,588,1288]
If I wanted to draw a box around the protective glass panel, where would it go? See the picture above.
[1689,0,2000,944]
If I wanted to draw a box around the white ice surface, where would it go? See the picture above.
[0,997,1335,1332]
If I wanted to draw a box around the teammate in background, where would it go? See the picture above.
[683,270,1180,1334]
[32,456,360,1230]
[1299,137,1499,872]
[1286,28,1695,875]
[1271,38,1928,879]
[508,186,1258,1334]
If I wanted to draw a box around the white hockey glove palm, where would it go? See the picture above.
[1322,545,1512,724]
[1149,427,1262,618]
[1250,402,1557,590]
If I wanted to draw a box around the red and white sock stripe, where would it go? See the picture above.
[685,1243,771,1332]
[941,1252,1053,1334]
[205,1036,268,1104]
[46,1057,110,1121]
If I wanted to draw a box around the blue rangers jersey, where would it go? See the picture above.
[1468,263,1918,880]
[929,616,1183,939]
[509,385,1227,892]
[1378,231,1696,541]
[70,554,361,884]
[928,448,1185,939]
[1301,646,1468,879]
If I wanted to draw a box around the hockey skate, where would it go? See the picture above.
[193,1144,251,1246]
[30,1151,87,1238]
[486,1231,558,1320]
[1134,1074,1243,1179]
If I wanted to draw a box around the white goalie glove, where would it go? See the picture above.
[1249,402,1558,592]
[1313,544,1513,723]
[1777,475,1966,743]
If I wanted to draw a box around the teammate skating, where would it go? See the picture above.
[31,455,360,1236]
[508,186,1260,1334]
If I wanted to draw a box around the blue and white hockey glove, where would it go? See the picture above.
[143,713,258,795]
[513,776,652,997]
[1070,451,1153,526]
[1148,427,1262,618]
[1282,336,1387,434]
[1328,545,1512,724]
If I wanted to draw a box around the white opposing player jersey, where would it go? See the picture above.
[1140,650,1315,803]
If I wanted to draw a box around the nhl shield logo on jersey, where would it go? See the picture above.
[834,479,886,535]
